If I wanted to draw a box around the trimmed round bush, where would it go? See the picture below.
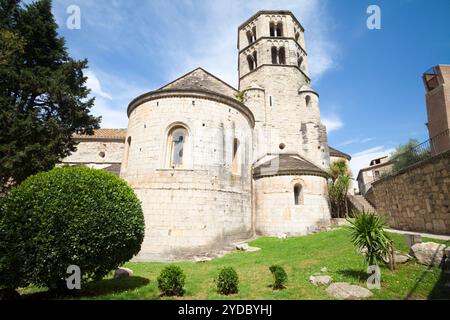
[216,267,239,295]
[269,265,288,290]
[0,167,145,290]
[157,265,186,296]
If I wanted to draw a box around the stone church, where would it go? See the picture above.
[63,11,351,261]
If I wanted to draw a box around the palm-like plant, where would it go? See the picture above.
[347,211,393,267]
[328,160,352,218]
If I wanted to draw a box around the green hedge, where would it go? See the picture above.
[157,265,186,296]
[0,166,145,290]
[269,265,288,290]
[216,267,239,295]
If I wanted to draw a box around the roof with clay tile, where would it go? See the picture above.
[253,153,328,179]
[73,129,127,141]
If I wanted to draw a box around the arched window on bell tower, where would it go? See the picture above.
[297,53,304,69]
[246,30,253,45]
[271,47,278,64]
[253,51,258,68]
[276,23,284,37]
[270,22,276,37]
[247,55,255,71]
[278,47,286,65]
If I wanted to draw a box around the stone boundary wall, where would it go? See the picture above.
[372,150,450,235]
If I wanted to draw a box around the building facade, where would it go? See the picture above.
[423,65,450,155]
[63,11,350,261]
[357,156,393,196]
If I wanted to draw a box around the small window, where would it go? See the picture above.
[253,51,258,68]
[294,184,303,205]
[232,138,241,175]
[252,26,257,40]
[305,95,311,108]
[295,32,300,42]
[168,127,187,167]
[124,137,131,168]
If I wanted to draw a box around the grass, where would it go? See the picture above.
[19,228,450,300]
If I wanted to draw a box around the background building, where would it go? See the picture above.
[423,64,450,155]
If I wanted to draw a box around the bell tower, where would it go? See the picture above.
[238,10,329,169]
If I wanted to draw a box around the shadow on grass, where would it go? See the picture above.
[22,276,150,300]
[407,240,450,300]
[427,270,449,300]
[337,269,367,282]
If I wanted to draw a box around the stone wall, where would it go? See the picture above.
[122,95,254,260]
[255,174,331,236]
[61,140,124,174]
[372,150,450,235]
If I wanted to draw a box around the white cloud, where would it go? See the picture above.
[322,116,344,132]
[350,146,395,190]
[85,69,150,128]
[337,137,375,147]
[85,70,112,100]
[54,1,339,125]
[140,0,338,86]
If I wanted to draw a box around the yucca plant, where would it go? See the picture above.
[347,211,393,267]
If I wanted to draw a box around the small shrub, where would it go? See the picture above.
[157,265,186,296]
[269,265,287,290]
[216,267,239,295]
[0,167,145,291]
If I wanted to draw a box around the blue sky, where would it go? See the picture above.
[48,0,450,181]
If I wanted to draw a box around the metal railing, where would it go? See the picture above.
[362,128,450,190]
[366,129,450,182]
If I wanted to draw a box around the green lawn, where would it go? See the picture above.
[19,228,450,300]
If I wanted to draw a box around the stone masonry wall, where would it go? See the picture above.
[372,150,450,235]
[122,96,254,260]
[61,140,124,173]
[255,174,331,236]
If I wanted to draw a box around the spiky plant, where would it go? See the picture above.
[347,211,393,266]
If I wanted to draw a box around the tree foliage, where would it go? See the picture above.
[0,167,145,291]
[391,139,430,173]
[328,160,352,218]
[0,0,100,193]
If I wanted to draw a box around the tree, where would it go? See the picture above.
[0,167,145,292]
[390,139,430,173]
[328,160,352,218]
[0,0,100,193]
